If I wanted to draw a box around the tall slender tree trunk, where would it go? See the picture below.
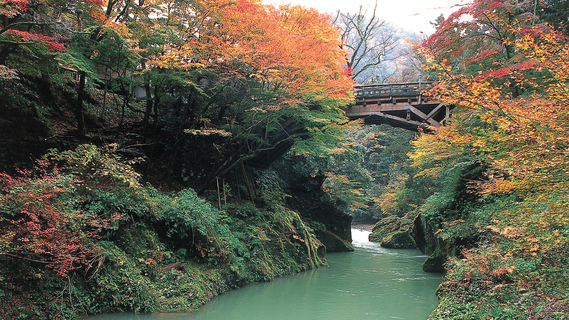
[76,71,86,137]
[142,80,153,138]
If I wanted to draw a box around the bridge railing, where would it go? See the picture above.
[355,81,435,99]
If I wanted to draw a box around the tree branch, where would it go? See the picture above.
[0,21,49,35]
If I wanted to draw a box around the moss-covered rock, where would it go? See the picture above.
[423,246,447,272]
[274,155,353,253]
[381,230,417,249]
[369,214,417,249]
[314,227,354,252]
[369,215,400,241]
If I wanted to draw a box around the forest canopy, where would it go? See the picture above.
[0,0,359,318]
[411,0,569,317]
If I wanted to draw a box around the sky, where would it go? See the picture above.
[262,0,467,35]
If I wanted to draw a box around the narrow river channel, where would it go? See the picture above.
[89,229,441,320]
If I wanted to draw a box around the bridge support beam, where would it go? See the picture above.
[367,112,426,129]
[426,103,445,120]
[404,105,442,128]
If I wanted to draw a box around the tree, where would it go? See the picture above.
[426,25,569,195]
[419,19,569,267]
[0,0,67,74]
[333,0,399,83]
[141,0,354,190]
[380,36,425,83]
[422,0,539,83]
[2,0,355,190]
[540,0,569,35]
[342,124,416,221]
[414,22,569,315]
[65,0,143,137]
[0,159,121,277]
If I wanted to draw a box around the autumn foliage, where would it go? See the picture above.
[423,25,569,196]
[148,0,353,106]
[417,1,569,317]
[0,0,64,52]
[0,0,356,316]
[0,160,122,277]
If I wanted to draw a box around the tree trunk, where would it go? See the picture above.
[76,71,86,137]
[142,80,152,135]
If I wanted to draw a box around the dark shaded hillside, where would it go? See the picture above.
[0,69,353,318]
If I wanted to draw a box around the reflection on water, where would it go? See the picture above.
[88,229,441,320]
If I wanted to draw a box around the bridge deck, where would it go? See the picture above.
[346,82,450,131]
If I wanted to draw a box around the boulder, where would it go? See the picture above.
[381,230,417,249]
[423,250,446,273]
[369,215,417,249]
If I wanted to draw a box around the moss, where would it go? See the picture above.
[369,214,417,249]
[428,284,569,320]
[0,145,328,319]
[381,231,416,249]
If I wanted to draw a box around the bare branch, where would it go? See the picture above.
[334,0,399,83]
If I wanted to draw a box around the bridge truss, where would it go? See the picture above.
[345,82,451,131]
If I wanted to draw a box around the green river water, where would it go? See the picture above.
[88,229,441,320]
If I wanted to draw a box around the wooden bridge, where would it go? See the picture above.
[345,82,451,131]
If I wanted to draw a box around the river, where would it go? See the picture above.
[88,229,441,320]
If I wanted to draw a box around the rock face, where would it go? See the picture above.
[368,212,453,272]
[274,156,354,253]
[422,247,447,272]
[418,214,448,273]
[287,189,354,252]
[313,226,354,252]
[414,213,479,273]
[369,214,417,249]
[368,212,459,272]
